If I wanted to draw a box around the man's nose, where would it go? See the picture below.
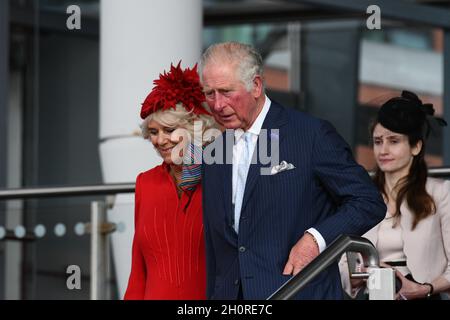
[212,94,224,113]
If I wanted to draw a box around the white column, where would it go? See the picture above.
[99,0,202,299]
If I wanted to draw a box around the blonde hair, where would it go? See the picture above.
[141,103,218,141]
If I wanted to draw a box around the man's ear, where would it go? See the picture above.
[251,75,264,98]
[412,140,423,156]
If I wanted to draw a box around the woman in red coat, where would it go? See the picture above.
[124,63,217,300]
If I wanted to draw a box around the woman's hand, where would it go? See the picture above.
[349,263,367,288]
[395,270,430,300]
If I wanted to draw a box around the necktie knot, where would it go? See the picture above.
[243,131,252,142]
[242,132,253,151]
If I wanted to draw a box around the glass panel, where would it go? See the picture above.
[40,0,100,18]
[356,27,444,170]
[0,197,133,300]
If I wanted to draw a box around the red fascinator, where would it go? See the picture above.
[140,61,210,119]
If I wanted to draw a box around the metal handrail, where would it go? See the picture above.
[428,166,450,177]
[368,166,450,178]
[268,235,379,300]
[0,183,135,200]
[0,167,448,201]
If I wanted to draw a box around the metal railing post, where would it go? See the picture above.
[268,235,381,300]
[90,201,110,300]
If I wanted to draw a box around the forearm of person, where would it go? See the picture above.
[124,236,147,299]
[436,180,450,295]
[124,174,146,299]
[203,217,216,299]
[430,276,450,295]
[338,253,365,298]
[311,121,386,243]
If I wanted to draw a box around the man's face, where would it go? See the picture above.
[201,62,262,130]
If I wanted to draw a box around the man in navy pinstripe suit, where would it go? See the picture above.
[200,42,386,300]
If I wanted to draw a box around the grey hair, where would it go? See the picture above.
[200,41,265,92]
[141,103,217,141]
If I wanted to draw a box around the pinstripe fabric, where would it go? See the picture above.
[202,101,386,300]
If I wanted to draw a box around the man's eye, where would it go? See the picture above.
[165,128,175,133]
[373,140,381,145]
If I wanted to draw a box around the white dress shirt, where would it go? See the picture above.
[231,95,326,253]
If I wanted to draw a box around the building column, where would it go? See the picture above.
[99,0,202,298]
[0,0,9,301]
[0,0,9,189]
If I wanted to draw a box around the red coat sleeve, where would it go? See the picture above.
[123,173,146,299]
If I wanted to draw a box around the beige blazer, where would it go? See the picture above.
[340,178,450,295]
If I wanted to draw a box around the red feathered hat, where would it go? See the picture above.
[140,61,210,119]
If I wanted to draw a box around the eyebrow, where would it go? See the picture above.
[373,134,402,139]
[203,86,233,92]
[148,126,175,130]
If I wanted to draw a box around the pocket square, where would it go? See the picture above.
[270,161,296,175]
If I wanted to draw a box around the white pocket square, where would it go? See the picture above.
[270,161,296,175]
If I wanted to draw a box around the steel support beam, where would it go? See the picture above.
[288,0,450,28]
[444,29,450,165]
[10,5,99,37]
[0,0,9,190]
[204,2,361,26]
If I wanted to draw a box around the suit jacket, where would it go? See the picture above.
[364,178,450,287]
[202,101,386,300]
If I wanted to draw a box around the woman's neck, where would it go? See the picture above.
[169,164,182,183]
[384,170,407,200]
[169,164,183,198]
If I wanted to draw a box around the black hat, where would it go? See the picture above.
[377,90,447,138]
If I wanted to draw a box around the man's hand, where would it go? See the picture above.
[283,232,320,276]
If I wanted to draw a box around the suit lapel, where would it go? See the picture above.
[222,162,233,225]
[240,102,288,214]
[220,130,236,237]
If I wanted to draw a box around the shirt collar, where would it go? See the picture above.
[235,95,271,140]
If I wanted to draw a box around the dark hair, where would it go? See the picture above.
[370,91,447,230]
[371,127,434,230]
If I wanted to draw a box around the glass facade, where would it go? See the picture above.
[356,27,444,170]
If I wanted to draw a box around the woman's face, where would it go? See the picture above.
[372,123,421,176]
[147,119,186,165]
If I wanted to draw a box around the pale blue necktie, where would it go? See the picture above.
[234,132,253,234]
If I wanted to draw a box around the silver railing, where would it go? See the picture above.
[368,166,450,178]
[0,184,134,300]
[0,183,135,200]
[268,235,381,300]
[427,166,450,177]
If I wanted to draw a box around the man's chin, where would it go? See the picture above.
[219,119,241,130]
